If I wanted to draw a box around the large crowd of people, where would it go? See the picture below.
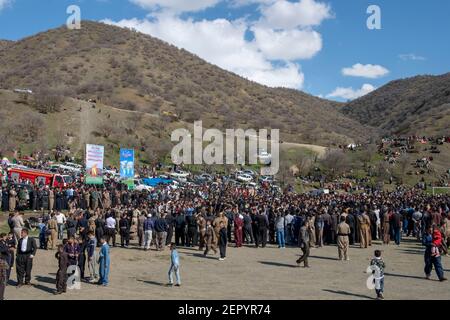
[0,177,449,299]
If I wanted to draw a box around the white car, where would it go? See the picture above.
[258,151,272,165]
[133,179,153,192]
[237,173,253,183]
[169,170,190,179]
[242,169,256,177]
[260,175,275,183]
[58,163,82,173]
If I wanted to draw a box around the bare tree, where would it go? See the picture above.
[320,149,351,180]
[32,88,65,113]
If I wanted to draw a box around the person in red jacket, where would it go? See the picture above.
[234,214,244,248]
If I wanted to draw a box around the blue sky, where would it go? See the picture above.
[1,0,449,101]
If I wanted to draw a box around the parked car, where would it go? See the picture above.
[169,170,190,179]
[236,173,253,183]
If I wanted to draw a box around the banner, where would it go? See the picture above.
[85,144,104,184]
[120,149,135,178]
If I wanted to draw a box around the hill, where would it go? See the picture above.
[341,73,450,136]
[0,21,374,147]
[0,40,13,51]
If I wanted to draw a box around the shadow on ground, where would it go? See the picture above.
[322,289,375,300]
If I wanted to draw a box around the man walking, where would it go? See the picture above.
[16,228,37,287]
[167,243,181,287]
[296,220,310,268]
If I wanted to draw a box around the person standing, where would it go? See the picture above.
[243,212,254,244]
[296,220,310,268]
[87,232,98,283]
[370,250,386,300]
[255,212,268,248]
[155,213,168,251]
[119,213,130,248]
[382,210,391,245]
[218,221,227,261]
[275,213,286,249]
[11,212,25,243]
[105,214,117,247]
[98,237,110,286]
[137,212,146,248]
[55,211,66,240]
[358,212,371,249]
[48,214,58,250]
[9,188,17,212]
[203,220,217,256]
[64,237,80,267]
[167,243,181,287]
[143,214,154,251]
[346,211,356,245]
[233,214,244,248]
[54,244,69,295]
[337,216,350,261]
[197,214,207,251]
[392,210,403,245]
[165,212,175,246]
[0,251,7,300]
[66,214,77,240]
[49,188,55,213]
[5,233,15,282]
[16,228,37,287]
[185,212,197,248]
[174,212,186,247]
[423,227,447,281]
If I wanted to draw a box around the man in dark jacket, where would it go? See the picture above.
[255,212,268,248]
[185,213,197,247]
[243,212,254,244]
[174,213,186,247]
[16,228,37,287]
[346,212,356,245]
[154,214,168,251]
[296,220,310,267]
[119,214,130,248]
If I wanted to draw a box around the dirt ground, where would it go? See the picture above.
[4,234,450,300]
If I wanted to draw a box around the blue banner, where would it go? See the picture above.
[120,149,135,178]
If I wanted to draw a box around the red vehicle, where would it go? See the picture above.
[7,168,69,188]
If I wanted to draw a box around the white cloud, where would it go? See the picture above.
[102,17,305,89]
[399,53,426,61]
[342,63,389,79]
[327,84,376,100]
[130,0,221,13]
[0,0,13,11]
[229,0,275,7]
[252,27,322,60]
[258,0,332,29]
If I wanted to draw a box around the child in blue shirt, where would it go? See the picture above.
[168,243,181,286]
